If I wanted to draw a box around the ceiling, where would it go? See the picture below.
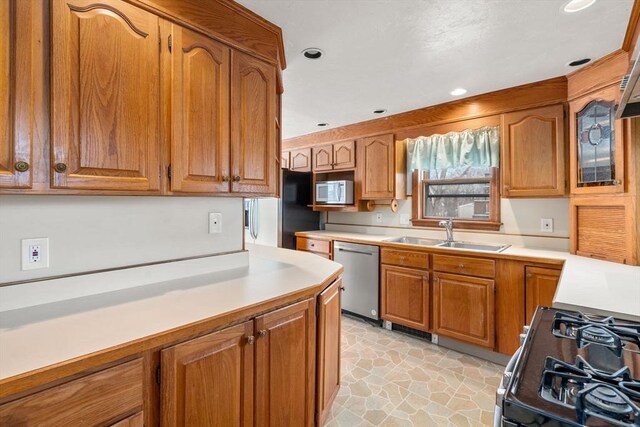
[237,0,634,140]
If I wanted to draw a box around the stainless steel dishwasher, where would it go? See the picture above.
[333,241,380,321]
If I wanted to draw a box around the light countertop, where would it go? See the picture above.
[296,230,640,322]
[0,245,343,381]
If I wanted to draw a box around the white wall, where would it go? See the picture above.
[0,196,244,283]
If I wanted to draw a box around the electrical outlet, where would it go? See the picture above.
[540,218,554,233]
[21,238,49,270]
[400,214,411,225]
[375,213,383,224]
[209,212,222,234]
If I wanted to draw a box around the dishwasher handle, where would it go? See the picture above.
[336,247,375,256]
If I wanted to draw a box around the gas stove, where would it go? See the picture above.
[502,307,640,426]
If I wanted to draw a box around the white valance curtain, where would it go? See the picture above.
[405,126,500,193]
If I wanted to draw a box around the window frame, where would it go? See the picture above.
[411,168,501,231]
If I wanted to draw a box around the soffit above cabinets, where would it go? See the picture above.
[237,0,634,139]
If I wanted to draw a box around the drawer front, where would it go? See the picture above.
[0,358,144,426]
[297,237,331,254]
[432,254,495,278]
[381,248,429,269]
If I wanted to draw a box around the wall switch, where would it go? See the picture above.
[400,214,411,225]
[21,238,49,270]
[540,218,554,233]
[209,212,222,234]
[375,213,383,224]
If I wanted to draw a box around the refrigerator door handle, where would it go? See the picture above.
[250,199,259,241]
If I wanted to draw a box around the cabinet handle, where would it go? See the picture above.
[614,179,622,185]
[310,243,315,247]
[233,175,241,182]
[14,161,29,172]
[504,185,510,191]
[246,335,255,345]
[222,175,230,182]
[526,273,533,279]
[434,277,439,283]
[340,286,346,292]
[258,330,267,337]
[458,263,465,269]
[399,256,406,262]
[54,163,67,173]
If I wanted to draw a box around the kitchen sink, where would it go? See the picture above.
[435,241,509,252]
[382,236,442,246]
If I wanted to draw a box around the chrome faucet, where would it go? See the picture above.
[438,218,454,243]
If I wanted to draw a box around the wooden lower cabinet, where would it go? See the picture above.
[161,321,254,427]
[381,265,429,331]
[432,272,495,348]
[525,266,561,324]
[316,279,342,426]
[111,412,144,427]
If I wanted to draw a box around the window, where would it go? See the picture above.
[411,167,501,230]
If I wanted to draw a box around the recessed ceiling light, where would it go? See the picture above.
[317,123,329,127]
[450,88,467,96]
[568,58,591,67]
[563,0,596,13]
[302,48,323,60]
[373,109,387,114]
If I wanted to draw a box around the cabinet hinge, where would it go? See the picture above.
[156,366,161,385]
[168,34,172,52]
[167,164,172,180]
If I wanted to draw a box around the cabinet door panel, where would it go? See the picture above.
[333,140,356,169]
[111,411,144,427]
[358,134,394,199]
[231,51,276,194]
[381,265,429,331]
[0,0,33,188]
[51,0,160,191]
[316,279,342,426]
[502,104,565,197]
[171,25,230,193]
[433,272,495,348]
[289,147,311,172]
[312,144,333,171]
[161,321,254,427]
[255,299,314,427]
[525,267,560,324]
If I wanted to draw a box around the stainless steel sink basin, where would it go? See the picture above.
[382,236,442,246]
[435,241,509,252]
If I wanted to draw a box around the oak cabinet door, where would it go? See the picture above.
[316,279,342,426]
[0,0,33,189]
[289,147,312,172]
[281,150,290,169]
[381,265,429,331]
[161,321,254,427]
[502,104,566,197]
[312,144,333,171]
[255,299,315,427]
[51,0,161,191]
[332,140,356,170]
[230,50,277,195]
[111,412,144,427]
[525,267,560,324]
[358,134,395,199]
[433,272,495,348]
[170,25,230,193]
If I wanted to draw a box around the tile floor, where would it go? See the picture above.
[324,316,503,426]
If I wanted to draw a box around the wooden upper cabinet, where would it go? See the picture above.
[525,266,560,324]
[255,299,315,427]
[316,279,342,426]
[380,265,429,332]
[281,150,290,169]
[502,104,566,197]
[0,1,33,189]
[230,50,277,195]
[161,321,254,427]
[312,144,333,171]
[569,85,625,195]
[170,25,230,193]
[333,140,356,169]
[289,147,312,172]
[357,134,397,199]
[51,0,161,191]
[432,272,495,348]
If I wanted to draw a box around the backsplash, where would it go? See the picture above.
[326,198,570,251]
[0,196,244,283]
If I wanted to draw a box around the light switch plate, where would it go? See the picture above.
[375,213,383,224]
[21,238,49,270]
[209,212,222,234]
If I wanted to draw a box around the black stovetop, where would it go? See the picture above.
[503,307,640,427]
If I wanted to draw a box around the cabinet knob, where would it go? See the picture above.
[258,330,267,337]
[310,243,315,247]
[54,163,67,173]
[434,277,439,283]
[246,335,255,345]
[14,161,29,172]
[614,179,622,185]
[222,175,230,182]
[458,263,465,269]
[526,273,533,279]
[233,175,241,182]
[504,185,510,191]
[340,286,346,292]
